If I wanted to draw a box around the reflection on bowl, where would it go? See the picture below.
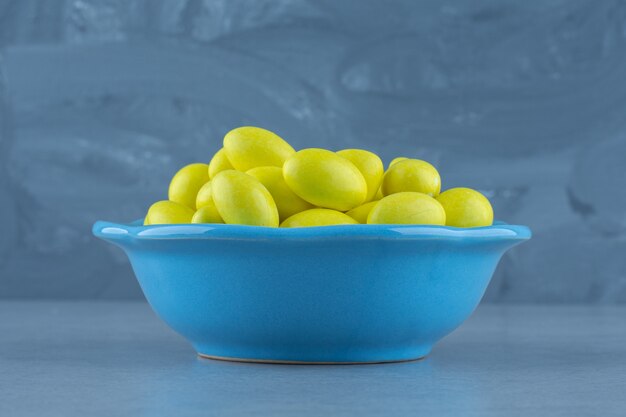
[93,220,530,364]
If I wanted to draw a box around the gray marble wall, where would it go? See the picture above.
[0,0,625,302]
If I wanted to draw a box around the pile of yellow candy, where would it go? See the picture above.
[144,126,493,228]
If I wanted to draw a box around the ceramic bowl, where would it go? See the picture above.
[93,220,530,364]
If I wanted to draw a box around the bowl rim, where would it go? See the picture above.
[93,219,532,242]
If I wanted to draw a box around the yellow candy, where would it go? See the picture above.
[280,208,358,228]
[283,148,367,211]
[346,201,379,224]
[211,170,279,227]
[168,163,210,209]
[191,203,224,224]
[381,159,441,197]
[193,181,223,224]
[208,148,234,179]
[246,166,313,221]
[436,187,493,228]
[374,186,383,200]
[337,149,384,202]
[195,181,214,209]
[144,201,194,225]
[367,192,446,225]
[223,126,295,171]
[388,157,407,168]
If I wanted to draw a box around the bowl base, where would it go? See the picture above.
[196,352,427,365]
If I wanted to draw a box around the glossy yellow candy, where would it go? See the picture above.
[193,181,223,224]
[436,187,493,227]
[223,126,295,171]
[195,181,213,209]
[246,166,313,221]
[211,170,279,227]
[283,148,367,211]
[346,201,379,224]
[280,208,358,228]
[168,163,210,209]
[144,201,194,225]
[337,149,384,202]
[381,159,441,197]
[388,157,407,168]
[367,192,446,225]
[208,148,234,179]
[191,203,224,224]
[374,186,383,200]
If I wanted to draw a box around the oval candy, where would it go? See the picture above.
[337,149,384,202]
[144,201,194,225]
[208,148,234,179]
[246,166,313,221]
[211,170,279,227]
[168,163,210,209]
[367,192,446,225]
[436,187,493,228]
[223,126,295,171]
[280,208,358,228]
[283,148,367,211]
[381,159,441,197]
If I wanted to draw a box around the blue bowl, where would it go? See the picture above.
[93,220,530,364]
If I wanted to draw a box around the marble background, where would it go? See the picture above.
[0,0,624,302]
